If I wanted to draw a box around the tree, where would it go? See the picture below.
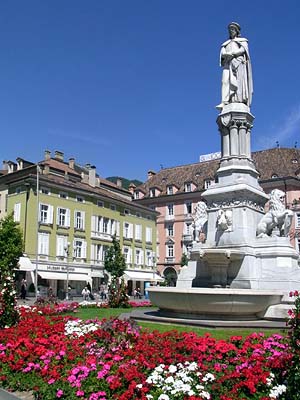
[180,253,189,267]
[104,236,129,308]
[0,214,23,328]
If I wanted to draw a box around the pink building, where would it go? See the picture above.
[134,147,300,283]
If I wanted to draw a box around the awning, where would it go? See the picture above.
[38,271,91,282]
[124,271,164,281]
[17,257,35,271]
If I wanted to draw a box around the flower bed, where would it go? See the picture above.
[0,307,292,399]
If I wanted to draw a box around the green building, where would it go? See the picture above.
[0,150,160,298]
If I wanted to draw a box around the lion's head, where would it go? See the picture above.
[269,189,286,212]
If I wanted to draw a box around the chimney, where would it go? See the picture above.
[69,157,75,169]
[2,160,8,171]
[89,166,96,187]
[128,182,136,194]
[54,151,64,162]
[44,150,51,161]
[116,178,122,188]
[147,170,156,180]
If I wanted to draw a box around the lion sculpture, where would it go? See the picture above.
[193,201,208,242]
[256,189,293,238]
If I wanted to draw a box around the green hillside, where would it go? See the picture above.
[106,176,143,190]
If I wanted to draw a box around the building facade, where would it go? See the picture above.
[134,147,300,282]
[0,150,159,297]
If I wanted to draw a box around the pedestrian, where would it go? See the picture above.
[81,286,90,301]
[20,279,27,300]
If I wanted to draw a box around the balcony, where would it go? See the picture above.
[165,257,175,264]
[182,233,193,242]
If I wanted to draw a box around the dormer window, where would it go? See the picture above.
[134,191,140,199]
[167,185,173,195]
[271,174,278,179]
[184,182,192,192]
[149,188,156,197]
[292,159,298,164]
[204,179,213,189]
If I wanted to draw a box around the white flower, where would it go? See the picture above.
[269,384,287,399]
[158,395,169,400]
[202,373,215,382]
[136,384,142,389]
[168,365,177,373]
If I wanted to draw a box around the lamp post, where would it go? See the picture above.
[35,164,41,301]
[64,242,70,300]
[152,252,156,281]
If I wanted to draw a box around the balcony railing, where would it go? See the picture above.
[182,233,193,242]
[165,257,175,264]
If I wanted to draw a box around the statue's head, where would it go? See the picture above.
[228,22,241,38]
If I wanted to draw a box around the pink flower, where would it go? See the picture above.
[56,389,63,398]
[76,390,85,397]
[48,378,55,384]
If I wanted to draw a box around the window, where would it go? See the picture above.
[184,182,192,192]
[123,247,132,264]
[59,192,68,199]
[91,244,106,262]
[76,195,85,203]
[185,201,192,215]
[39,203,53,224]
[135,248,143,265]
[136,212,141,218]
[124,209,129,215]
[74,210,85,230]
[146,226,152,243]
[110,204,116,211]
[56,235,68,257]
[135,224,142,241]
[185,222,192,235]
[56,207,70,227]
[102,218,109,233]
[149,188,156,197]
[167,244,174,258]
[74,239,87,259]
[13,203,21,222]
[134,191,140,199]
[41,187,50,195]
[296,213,300,229]
[167,223,174,237]
[167,204,174,216]
[123,222,133,239]
[38,233,49,255]
[271,174,278,179]
[146,250,153,267]
[97,201,104,207]
[204,179,213,189]
[167,186,173,195]
[15,187,21,194]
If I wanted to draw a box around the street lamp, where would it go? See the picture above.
[64,242,70,300]
[35,164,41,301]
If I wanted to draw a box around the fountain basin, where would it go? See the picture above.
[148,287,284,320]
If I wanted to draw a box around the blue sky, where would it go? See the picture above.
[0,0,300,181]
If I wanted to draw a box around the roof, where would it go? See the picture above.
[136,147,300,197]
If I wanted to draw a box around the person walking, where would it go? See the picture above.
[20,279,27,300]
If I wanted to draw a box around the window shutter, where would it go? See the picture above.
[48,205,54,224]
[82,241,87,258]
[91,215,96,234]
[66,209,70,227]
[140,250,144,265]
[129,223,133,238]
[90,244,95,262]
[56,208,60,225]
[82,211,85,230]
[116,221,120,237]
[13,203,21,222]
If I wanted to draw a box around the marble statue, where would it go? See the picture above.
[256,189,294,238]
[217,22,253,110]
[193,201,208,242]
[216,208,233,231]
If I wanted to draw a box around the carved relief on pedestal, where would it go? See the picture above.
[207,198,265,213]
[192,201,208,243]
[216,208,233,232]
